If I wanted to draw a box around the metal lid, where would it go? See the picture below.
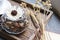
[3,6,24,21]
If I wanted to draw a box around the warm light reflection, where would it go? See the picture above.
[44,31,60,40]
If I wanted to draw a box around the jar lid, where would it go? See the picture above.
[4,6,24,21]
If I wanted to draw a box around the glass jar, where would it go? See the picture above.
[1,6,28,34]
